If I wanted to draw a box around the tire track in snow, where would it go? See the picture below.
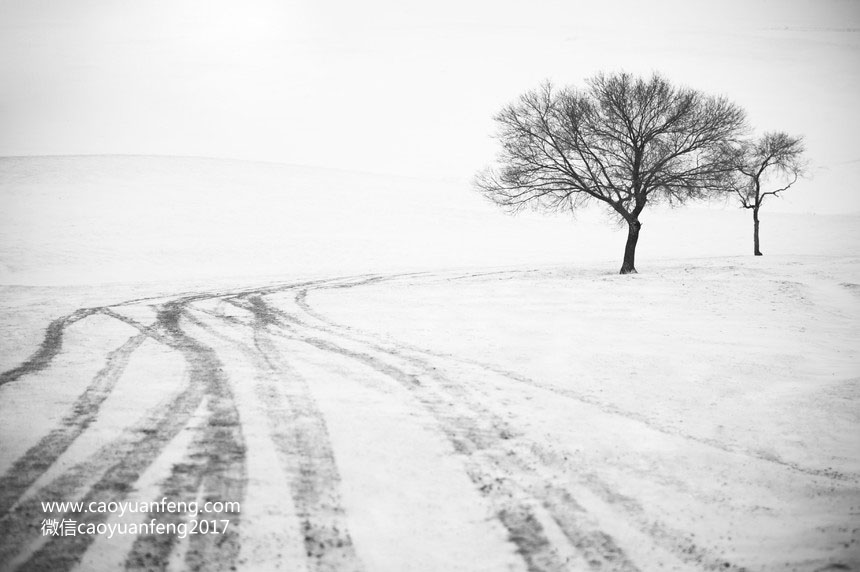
[0,370,206,572]
[197,295,365,572]
[295,334,637,571]
[0,308,100,387]
[297,276,792,571]
[0,273,736,571]
[2,270,819,571]
[295,275,859,484]
[0,303,208,569]
[0,333,147,516]
[226,293,583,571]
[97,308,172,345]
[0,300,244,572]
[284,277,758,572]
[145,294,362,571]
[123,300,246,572]
[251,292,633,572]
[0,283,337,571]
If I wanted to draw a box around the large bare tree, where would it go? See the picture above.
[729,132,805,256]
[476,72,747,274]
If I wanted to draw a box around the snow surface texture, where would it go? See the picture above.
[0,156,858,571]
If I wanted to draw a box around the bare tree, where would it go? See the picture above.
[729,132,805,256]
[476,72,747,274]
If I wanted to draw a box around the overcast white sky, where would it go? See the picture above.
[1,0,859,213]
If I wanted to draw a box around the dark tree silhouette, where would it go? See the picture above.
[729,132,805,256]
[476,72,747,274]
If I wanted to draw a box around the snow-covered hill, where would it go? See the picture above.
[1,155,857,286]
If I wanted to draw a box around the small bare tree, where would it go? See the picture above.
[476,72,747,274]
[729,132,805,255]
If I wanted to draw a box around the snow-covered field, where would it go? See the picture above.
[1,156,858,571]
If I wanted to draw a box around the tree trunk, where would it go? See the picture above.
[620,219,641,274]
[753,208,762,256]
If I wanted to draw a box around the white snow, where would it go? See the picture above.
[0,155,858,570]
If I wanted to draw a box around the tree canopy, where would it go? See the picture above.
[477,72,748,273]
[729,131,806,255]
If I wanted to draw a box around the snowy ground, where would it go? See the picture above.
[1,156,858,571]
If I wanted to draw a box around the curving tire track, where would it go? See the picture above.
[0,333,147,516]
[123,301,246,572]
[0,367,207,571]
[293,275,860,484]
[213,277,700,570]
[232,295,364,571]
[0,297,246,572]
[249,290,644,572]
[279,277,751,571]
[0,308,100,387]
[0,274,782,571]
[1,270,853,571]
[219,292,584,571]
[185,298,365,572]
